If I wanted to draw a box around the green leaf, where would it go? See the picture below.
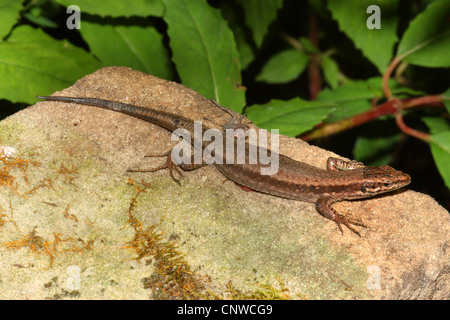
[246,99,335,137]
[163,0,245,112]
[429,132,450,189]
[443,88,450,114]
[421,116,450,135]
[316,77,385,122]
[308,0,330,19]
[81,17,173,79]
[256,49,309,84]
[23,12,59,29]
[299,37,319,54]
[54,0,164,17]
[317,76,415,121]
[422,116,450,189]
[0,0,22,38]
[220,0,255,70]
[397,0,450,67]
[232,23,255,70]
[236,0,283,48]
[390,85,426,98]
[353,134,401,166]
[0,25,102,103]
[328,0,400,73]
[321,56,339,89]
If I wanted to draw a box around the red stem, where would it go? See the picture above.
[395,113,430,142]
[382,56,401,100]
[301,95,444,141]
[308,9,321,100]
[402,94,443,108]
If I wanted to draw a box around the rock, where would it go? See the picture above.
[0,66,448,299]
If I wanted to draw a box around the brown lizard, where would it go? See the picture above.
[36,95,411,236]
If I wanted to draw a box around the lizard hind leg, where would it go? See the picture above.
[127,150,206,184]
[127,150,184,184]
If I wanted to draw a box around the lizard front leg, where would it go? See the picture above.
[326,157,364,171]
[315,195,366,236]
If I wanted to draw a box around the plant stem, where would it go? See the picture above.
[382,56,402,100]
[402,94,443,108]
[301,95,444,141]
[307,9,321,100]
[395,113,430,142]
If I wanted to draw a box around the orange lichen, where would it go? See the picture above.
[62,204,78,222]
[0,200,20,232]
[122,179,208,299]
[223,277,294,300]
[56,163,80,187]
[121,178,153,232]
[0,209,7,228]
[25,178,56,196]
[0,152,40,196]
[0,226,92,268]
[63,142,85,157]
[120,179,296,300]
[127,220,208,299]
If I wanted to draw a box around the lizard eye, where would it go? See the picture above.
[361,186,367,193]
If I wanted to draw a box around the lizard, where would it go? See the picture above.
[36,95,411,236]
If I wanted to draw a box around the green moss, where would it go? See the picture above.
[0,121,26,145]
[219,279,295,300]
[0,116,371,299]
[121,179,310,300]
[129,177,372,299]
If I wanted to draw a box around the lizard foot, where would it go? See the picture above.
[333,213,367,237]
[127,151,183,184]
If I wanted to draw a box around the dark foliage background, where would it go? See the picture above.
[0,0,449,208]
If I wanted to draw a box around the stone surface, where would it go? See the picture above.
[0,66,448,299]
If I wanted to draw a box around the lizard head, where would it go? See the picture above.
[361,165,411,195]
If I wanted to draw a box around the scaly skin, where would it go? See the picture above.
[37,95,411,236]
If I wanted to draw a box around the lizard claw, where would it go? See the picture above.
[333,213,367,237]
[127,151,183,184]
[316,196,367,237]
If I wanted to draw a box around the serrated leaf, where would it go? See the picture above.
[256,49,309,84]
[0,0,22,38]
[246,99,335,137]
[328,0,400,73]
[237,0,283,48]
[321,56,339,89]
[397,0,450,67]
[0,25,102,103]
[81,17,172,79]
[163,0,245,112]
[54,0,164,17]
